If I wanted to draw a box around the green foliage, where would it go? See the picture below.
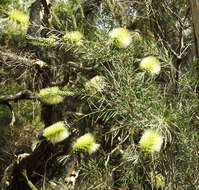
[79,159,113,190]
[31,36,57,48]
[84,75,106,95]
[0,8,28,47]
[1,1,199,189]
[0,0,15,12]
[51,0,85,31]
[0,105,12,126]
[75,33,198,189]
[0,29,26,48]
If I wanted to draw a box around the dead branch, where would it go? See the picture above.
[0,50,47,68]
[0,90,36,102]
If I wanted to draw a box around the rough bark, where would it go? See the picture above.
[27,0,43,37]
[27,0,51,37]
[190,0,199,57]
[0,50,47,69]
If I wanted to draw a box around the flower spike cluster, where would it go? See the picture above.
[9,9,29,28]
[139,129,163,154]
[43,121,70,144]
[38,87,65,105]
[140,56,161,75]
[63,31,83,44]
[73,133,100,154]
[109,27,132,48]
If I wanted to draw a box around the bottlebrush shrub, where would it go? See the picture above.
[63,31,83,44]
[73,133,100,154]
[109,27,132,48]
[38,87,74,105]
[84,75,106,95]
[140,56,161,75]
[43,121,70,144]
[139,129,163,154]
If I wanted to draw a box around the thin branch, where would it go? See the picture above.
[0,101,15,126]
[0,90,36,127]
[67,61,100,71]
[0,90,36,102]
[0,50,47,68]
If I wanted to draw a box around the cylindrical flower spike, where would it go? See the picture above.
[9,10,29,28]
[63,31,83,44]
[140,56,161,75]
[43,121,70,144]
[37,87,64,105]
[139,129,163,154]
[109,27,132,48]
[73,133,100,154]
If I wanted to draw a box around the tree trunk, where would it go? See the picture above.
[190,0,199,57]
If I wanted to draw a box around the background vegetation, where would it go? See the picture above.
[0,0,199,190]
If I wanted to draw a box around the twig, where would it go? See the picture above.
[22,170,39,190]
[67,61,100,71]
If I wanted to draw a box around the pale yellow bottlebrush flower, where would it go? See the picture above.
[84,75,106,95]
[150,172,166,188]
[140,56,161,75]
[63,31,83,44]
[88,143,100,154]
[37,87,64,105]
[139,129,163,154]
[9,10,29,28]
[109,27,132,48]
[73,133,100,154]
[43,121,70,144]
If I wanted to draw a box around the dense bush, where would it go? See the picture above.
[0,0,198,190]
